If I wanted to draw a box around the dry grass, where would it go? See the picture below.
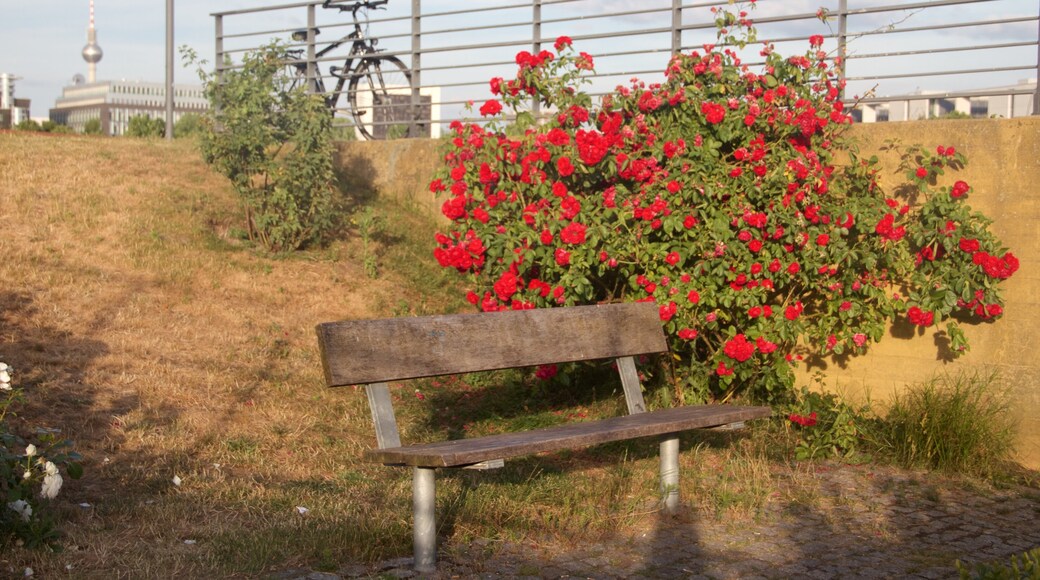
[0,133,462,576]
[1,133,1034,578]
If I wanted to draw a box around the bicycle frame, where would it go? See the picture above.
[294,6,382,113]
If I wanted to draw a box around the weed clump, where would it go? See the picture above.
[872,370,1017,477]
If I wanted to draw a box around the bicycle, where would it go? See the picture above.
[285,0,415,140]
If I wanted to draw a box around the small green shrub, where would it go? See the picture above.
[784,386,871,461]
[83,118,103,135]
[185,42,339,252]
[873,370,1016,477]
[173,113,205,139]
[957,547,1040,579]
[126,114,165,138]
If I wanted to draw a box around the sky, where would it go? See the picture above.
[1,0,1036,120]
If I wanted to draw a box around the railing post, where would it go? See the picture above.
[411,0,422,137]
[532,0,541,122]
[671,0,682,55]
[307,3,317,95]
[1033,0,1039,115]
[838,0,848,101]
[214,14,223,116]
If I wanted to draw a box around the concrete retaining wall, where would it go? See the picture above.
[335,117,1040,469]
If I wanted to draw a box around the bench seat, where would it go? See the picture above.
[366,404,771,467]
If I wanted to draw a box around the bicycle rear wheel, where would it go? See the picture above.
[347,55,413,140]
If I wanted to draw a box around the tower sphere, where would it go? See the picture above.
[82,42,103,64]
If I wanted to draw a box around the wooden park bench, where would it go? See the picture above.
[315,302,771,572]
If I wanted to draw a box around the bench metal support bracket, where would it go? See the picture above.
[366,383,401,449]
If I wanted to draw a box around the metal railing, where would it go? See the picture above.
[212,0,1040,137]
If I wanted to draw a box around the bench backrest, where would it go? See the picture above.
[316,302,668,386]
[316,302,669,452]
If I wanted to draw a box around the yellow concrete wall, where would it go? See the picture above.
[335,116,1040,469]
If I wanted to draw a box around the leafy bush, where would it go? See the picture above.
[187,43,339,252]
[871,370,1017,477]
[126,115,165,138]
[1,362,83,548]
[427,2,1018,403]
[83,118,103,135]
[173,113,205,139]
[785,386,870,461]
[14,120,41,132]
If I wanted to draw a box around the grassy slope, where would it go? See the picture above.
[0,133,475,575]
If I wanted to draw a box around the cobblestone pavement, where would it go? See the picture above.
[272,464,1040,579]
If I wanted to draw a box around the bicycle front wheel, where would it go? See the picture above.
[348,56,413,140]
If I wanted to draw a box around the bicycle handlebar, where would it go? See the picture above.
[321,0,388,12]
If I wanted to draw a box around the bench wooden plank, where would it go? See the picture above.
[316,302,668,387]
[364,404,771,467]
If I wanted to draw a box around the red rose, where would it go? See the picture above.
[723,334,756,362]
[665,251,681,266]
[479,99,502,117]
[554,36,572,51]
[678,328,698,340]
[915,166,928,178]
[951,180,969,198]
[701,102,726,124]
[554,248,571,266]
[556,156,575,177]
[809,35,824,47]
[560,222,587,245]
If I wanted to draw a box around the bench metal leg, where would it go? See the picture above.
[413,467,437,572]
[660,435,680,514]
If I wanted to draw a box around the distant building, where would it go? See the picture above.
[0,73,31,129]
[49,80,208,136]
[851,79,1037,123]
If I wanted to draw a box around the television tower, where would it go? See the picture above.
[82,0,103,83]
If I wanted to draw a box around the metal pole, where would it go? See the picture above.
[1033,0,1039,115]
[166,0,174,140]
[307,3,316,94]
[413,467,437,572]
[411,0,422,138]
[532,0,541,122]
[671,0,682,55]
[838,0,848,101]
[214,15,224,86]
[660,436,680,514]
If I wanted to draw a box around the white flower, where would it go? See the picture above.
[23,470,32,480]
[44,461,58,476]
[172,475,182,486]
[0,362,9,371]
[41,471,63,499]
[295,506,309,515]
[23,567,33,577]
[0,370,11,384]
[25,444,36,457]
[8,500,32,522]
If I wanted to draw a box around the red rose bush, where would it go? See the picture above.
[429,1,1018,403]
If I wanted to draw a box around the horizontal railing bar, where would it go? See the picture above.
[844,0,1004,18]
[847,64,1036,82]
[847,41,1037,60]
[851,86,1037,104]
[417,0,581,20]
[846,15,1038,38]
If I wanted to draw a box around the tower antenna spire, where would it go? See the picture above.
[82,0,103,83]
